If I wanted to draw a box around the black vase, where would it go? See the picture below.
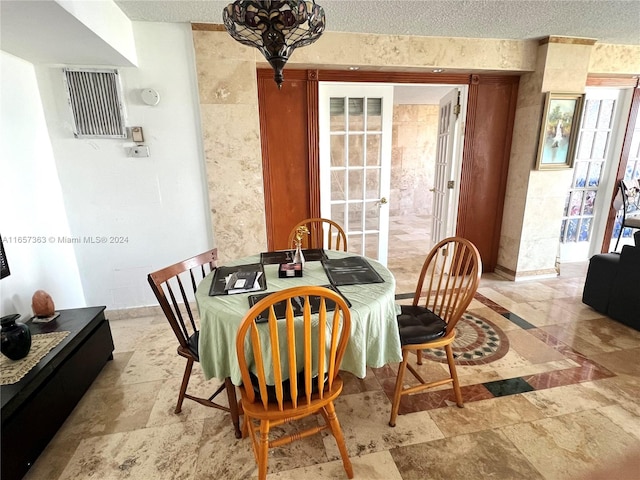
[1,314,32,360]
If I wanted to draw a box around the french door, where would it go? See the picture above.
[559,87,633,261]
[318,83,393,264]
[431,88,461,243]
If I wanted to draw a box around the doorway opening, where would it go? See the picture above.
[382,84,464,294]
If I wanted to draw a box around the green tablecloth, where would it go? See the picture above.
[195,250,402,385]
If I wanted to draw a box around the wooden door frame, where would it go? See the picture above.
[261,68,519,272]
[306,70,473,218]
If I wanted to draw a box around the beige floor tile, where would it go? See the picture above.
[22,435,81,480]
[589,347,640,377]
[521,383,617,417]
[58,420,204,480]
[55,381,163,441]
[391,429,545,480]
[145,375,234,427]
[323,391,444,460]
[581,374,640,416]
[597,404,640,441]
[506,328,568,364]
[501,410,639,480]
[268,450,403,480]
[428,394,545,437]
[195,416,257,480]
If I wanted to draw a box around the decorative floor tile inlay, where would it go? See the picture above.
[421,313,510,366]
[483,377,535,397]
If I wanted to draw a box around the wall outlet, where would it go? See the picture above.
[128,146,150,158]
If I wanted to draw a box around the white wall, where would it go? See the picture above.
[0,51,85,318]
[34,22,212,310]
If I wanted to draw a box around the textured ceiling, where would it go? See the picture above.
[114,0,640,45]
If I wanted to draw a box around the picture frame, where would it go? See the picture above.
[535,92,584,170]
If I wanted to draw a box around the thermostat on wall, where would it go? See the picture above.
[141,88,160,106]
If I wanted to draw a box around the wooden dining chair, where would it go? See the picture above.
[288,217,348,251]
[147,248,241,438]
[236,286,354,480]
[389,237,482,427]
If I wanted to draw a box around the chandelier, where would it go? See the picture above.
[223,1,325,89]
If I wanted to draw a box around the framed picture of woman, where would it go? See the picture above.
[535,92,584,170]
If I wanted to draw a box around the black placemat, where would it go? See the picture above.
[208,263,266,296]
[260,249,327,265]
[248,285,351,323]
[322,256,385,286]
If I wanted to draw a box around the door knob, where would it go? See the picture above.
[379,197,388,204]
[429,188,435,192]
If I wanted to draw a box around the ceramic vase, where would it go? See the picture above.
[1,314,32,360]
[292,243,305,265]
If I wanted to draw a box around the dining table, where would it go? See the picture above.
[195,249,402,387]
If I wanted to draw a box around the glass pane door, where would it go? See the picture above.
[319,84,393,264]
[560,88,631,261]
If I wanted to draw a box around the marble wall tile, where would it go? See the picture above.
[390,104,438,217]
[589,44,640,75]
[196,59,258,104]
[542,43,592,92]
[192,30,257,62]
[199,103,267,261]
[289,33,535,72]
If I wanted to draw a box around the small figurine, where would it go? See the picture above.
[292,226,309,265]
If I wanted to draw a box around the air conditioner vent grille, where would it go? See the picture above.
[64,69,126,138]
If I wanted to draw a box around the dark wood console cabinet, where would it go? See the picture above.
[1,307,114,480]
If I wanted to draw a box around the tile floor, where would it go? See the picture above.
[22,217,640,480]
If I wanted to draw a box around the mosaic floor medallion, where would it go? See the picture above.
[421,312,510,366]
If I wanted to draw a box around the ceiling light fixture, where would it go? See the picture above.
[223,0,326,89]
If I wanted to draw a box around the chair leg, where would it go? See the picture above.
[445,344,463,408]
[324,402,354,478]
[416,348,423,365]
[257,420,270,480]
[614,223,623,251]
[224,377,242,439]
[175,357,194,414]
[389,349,409,427]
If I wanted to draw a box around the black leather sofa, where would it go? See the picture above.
[582,233,640,330]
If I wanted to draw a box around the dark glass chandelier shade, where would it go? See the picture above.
[223,1,325,88]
